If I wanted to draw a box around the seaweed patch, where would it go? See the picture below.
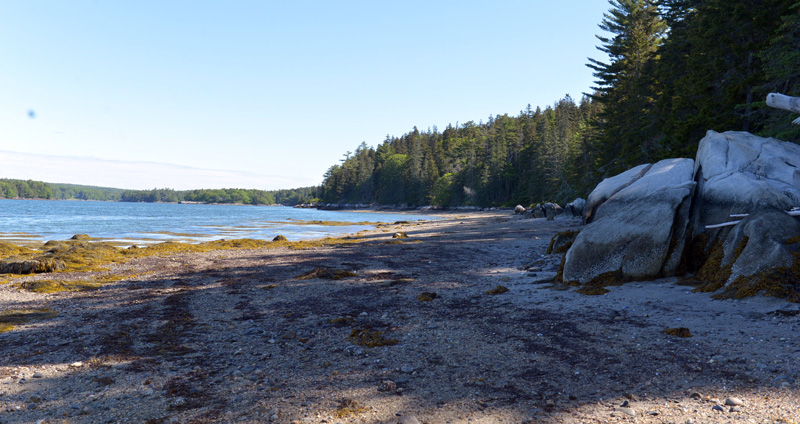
[295,267,358,280]
[0,308,58,333]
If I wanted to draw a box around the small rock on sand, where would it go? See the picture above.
[618,407,635,417]
[724,397,744,406]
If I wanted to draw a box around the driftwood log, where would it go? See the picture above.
[767,93,800,125]
[706,209,800,229]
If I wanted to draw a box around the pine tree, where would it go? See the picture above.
[587,0,666,173]
[656,0,797,154]
[758,1,800,141]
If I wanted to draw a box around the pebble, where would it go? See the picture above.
[618,407,635,417]
[397,416,421,424]
[378,380,397,392]
[724,397,743,406]
[346,346,364,356]
[32,372,44,378]
[70,362,84,368]
[400,365,415,373]
[730,406,742,412]
[712,405,724,412]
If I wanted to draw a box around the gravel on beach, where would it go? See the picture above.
[1,211,799,423]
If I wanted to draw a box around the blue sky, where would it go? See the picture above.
[1,1,612,190]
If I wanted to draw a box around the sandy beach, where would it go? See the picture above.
[1,211,799,424]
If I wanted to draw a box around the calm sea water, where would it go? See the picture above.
[0,199,434,245]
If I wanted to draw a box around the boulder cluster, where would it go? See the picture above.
[560,130,800,301]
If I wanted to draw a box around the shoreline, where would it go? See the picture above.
[0,212,798,423]
[0,205,453,248]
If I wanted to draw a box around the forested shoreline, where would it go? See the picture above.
[320,0,800,207]
[4,1,798,209]
[118,187,318,205]
[0,180,126,201]
[0,179,318,206]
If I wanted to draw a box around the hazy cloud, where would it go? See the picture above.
[0,150,316,190]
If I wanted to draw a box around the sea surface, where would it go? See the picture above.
[0,199,435,246]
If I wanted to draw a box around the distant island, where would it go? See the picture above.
[0,178,318,206]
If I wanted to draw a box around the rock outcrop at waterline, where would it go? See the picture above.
[560,130,800,300]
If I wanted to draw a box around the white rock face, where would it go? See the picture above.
[692,130,800,234]
[722,210,800,282]
[564,198,586,217]
[691,130,800,287]
[559,130,800,298]
[563,158,696,283]
[584,163,652,223]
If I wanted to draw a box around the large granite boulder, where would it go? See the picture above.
[558,130,800,300]
[564,198,586,218]
[583,164,652,223]
[531,202,563,219]
[688,131,800,299]
[562,158,696,284]
[691,130,800,233]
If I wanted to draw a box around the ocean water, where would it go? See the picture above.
[0,199,434,245]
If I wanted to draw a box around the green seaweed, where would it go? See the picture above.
[295,267,357,280]
[334,398,369,418]
[486,285,509,295]
[693,236,748,293]
[349,328,399,347]
[0,236,365,277]
[546,230,579,255]
[664,327,692,337]
[417,291,437,301]
[0,308,58,333]
[713,252,800,302]
[576,286,610,295]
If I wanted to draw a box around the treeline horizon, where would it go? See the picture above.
[118,187,318,205]
[0,178,318,206]
[4,1,798,209]
[320,0,800,207]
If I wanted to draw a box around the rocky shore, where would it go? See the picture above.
[1,211,798,423]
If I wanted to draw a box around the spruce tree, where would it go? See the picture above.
[587,0,666,173]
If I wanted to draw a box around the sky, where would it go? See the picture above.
[0,1,613,191]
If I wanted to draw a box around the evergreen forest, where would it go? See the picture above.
[319,0,800,207]
[4,1,799,209]
[0,180,125,201]
[118,187,318,205]
[0,178,317,206]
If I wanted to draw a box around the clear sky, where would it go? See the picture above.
[0,1,612,191]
